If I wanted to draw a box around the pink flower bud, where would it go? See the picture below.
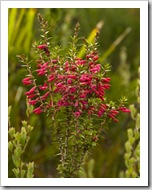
[67,75,77,79]
[39,83,48,90]
[37,44,48,49]
[108,113,119,122]
[22,77,32,85]
[48,74,55,82]
[29,98,39,105]
[33,107,43,114]
[41,92,50,100]
[102,78,111,83]
[90,64,100,73]
[52,59,58,63]
[27,94,37,99]
[25,87,36,95]
[103,84,110,90]
[74,111,81,118]
[118,107,130,113]
[36,69,46,76]
[93,55,99,61]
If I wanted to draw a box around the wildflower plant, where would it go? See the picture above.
[8,106,34,178]
[18,14,130,178]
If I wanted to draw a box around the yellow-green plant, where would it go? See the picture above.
[120,69,140,178]
[8,106,34,178]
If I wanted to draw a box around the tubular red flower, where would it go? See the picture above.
[76,60,87,65]
[52,59,58,63]
[108,113,119,122]
[39,83,48,90]
[90,64,100,73]
[33,107,43,114]
[118,107,130,113]
[37,44,50,56]
[25,87,36,95]
[48,74,55,82]
[27,94,37,99]
[22,77,32,85]
[22,77,31,82]
[29,98,39,105]
[37,44,48,49]
[109,109,119,116]
[93,55,99,61]
[103,84,111,90]
[41,92,50,100]
[102,78,111,83]
[86,54,94,59]
[74,111,81,118]
[36,69,46,76]
[67,75,77,79]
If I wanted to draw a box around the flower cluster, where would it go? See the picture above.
[22,44,130,122]
[20,15,131,177]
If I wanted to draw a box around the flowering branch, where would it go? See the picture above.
[18,13,130,178]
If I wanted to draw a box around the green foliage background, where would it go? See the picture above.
[8,8,140,178]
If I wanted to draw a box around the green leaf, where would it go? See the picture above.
[136,113,140,130]
[125,141,132,152]
[12,154,20,168]
[129,104,137,120]
[8,127,15,138]
[12,168,19,178]
[127,129,133,139]
[129,137,135,145]
[14,146,22,157]
[124,152,131,160]
[8,141,13,152]
[14,132,21,143]
[21,170,26,178]
[27,162,34,178]
[27,125,33,133]
[21,120,27,127]
[20,127,27,146]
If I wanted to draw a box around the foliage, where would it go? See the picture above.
[8,106,34,178]
[120,68,140,178]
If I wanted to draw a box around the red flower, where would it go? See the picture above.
[48,74,56,82]
[27,94,37,99]
[36,69,46,76]
[67,75,77,79]
[51,59,58,63]
[86,54,94,59]
[74,111,81,118]
[102,78,111,83]
[37,44,50,56]
[118,107,130,113]
[41,92,50,100]
[39,83,48,90]
[90,64,100,73]
[25,87,36,95]
[33,107,43,114]
[76,60,87,65]
[22,77,32,85]
[108,113,119,122]
[29,98,39,105]
[103,84,111,90]
[93,55,99,61]
[37,44,48,49]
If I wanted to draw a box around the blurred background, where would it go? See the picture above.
[8,8,140,178]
